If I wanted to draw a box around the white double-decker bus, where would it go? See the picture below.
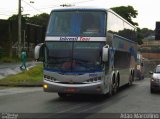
[35,7,137,97]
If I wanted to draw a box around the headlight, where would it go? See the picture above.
[151,78,155,82]
[151,78,159,82]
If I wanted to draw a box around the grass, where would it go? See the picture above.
[0,64,43,86]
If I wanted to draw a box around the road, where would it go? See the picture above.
[0,78,160,119]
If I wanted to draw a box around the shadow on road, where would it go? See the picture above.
[48,83,137,103]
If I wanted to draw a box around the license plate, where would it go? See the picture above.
[64,87,77,93]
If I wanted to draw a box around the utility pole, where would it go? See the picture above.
[23,30,25,48]
[18,0,22,58]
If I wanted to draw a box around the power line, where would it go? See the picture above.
[0,0,97,18]
[22,0,96,11]
[22,0,42,13]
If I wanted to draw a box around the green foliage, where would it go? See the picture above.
[136,27,155,45]
[8,15,18,21]
[111,6,138,26]
[110,6,155,45]
[136,27,144,45]
[8,14,26,26]
[27,13,49,27]
[140,28,155,38]
[5,13,49,59]
[8,13,49,29]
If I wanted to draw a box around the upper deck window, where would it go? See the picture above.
[46,10,106,37]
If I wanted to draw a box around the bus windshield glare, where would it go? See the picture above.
[46,11,106,37]
[45,42,105,72]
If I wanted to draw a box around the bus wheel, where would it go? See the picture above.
[132,71,134,81]
[113,79,119,94]
[108,84,113,97]
[58,93,67,98]
[129,74,133,86]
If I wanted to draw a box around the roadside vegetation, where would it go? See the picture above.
[0,64,43,86]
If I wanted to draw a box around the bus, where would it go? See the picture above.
[34,7,137,98]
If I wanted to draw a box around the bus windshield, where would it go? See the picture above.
[46,11,106,37]
[45,42,105,72]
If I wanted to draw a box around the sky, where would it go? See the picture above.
[0,0,160,30]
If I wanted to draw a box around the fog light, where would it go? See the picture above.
[43,84,48,89]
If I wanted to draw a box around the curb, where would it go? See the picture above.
[0,83,43,87]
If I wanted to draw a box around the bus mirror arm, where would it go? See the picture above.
[102,45,109,62]
[34,43,45,61]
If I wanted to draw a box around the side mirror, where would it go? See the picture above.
[102,45,109,62]
[34,43,45,61]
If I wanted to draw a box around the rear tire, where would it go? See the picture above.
[132,71,135,81]
[112,79,119,94]
[108,75,118,96]
[129,73,134,86]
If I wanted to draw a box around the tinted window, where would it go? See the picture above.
[46,11,106,37]
[45,41,105,72]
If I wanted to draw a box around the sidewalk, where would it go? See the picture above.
[0,61,42,80]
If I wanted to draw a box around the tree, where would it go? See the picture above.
[26,13,49,44]
[7,15,27,58]
[27,13,49,27]
[111,6,138,26]
[140,28,155,38]
[110,6,143,44]
[6,13,49,58]
[136,27,144,45]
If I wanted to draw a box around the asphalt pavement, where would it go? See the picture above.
[0,78,159,116]
[0,61,42,79]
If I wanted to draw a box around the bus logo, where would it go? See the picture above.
[80,37,90,41]
[60,37,78,41]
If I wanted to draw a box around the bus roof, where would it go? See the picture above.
[52,6,107,12]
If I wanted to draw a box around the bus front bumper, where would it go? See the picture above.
[43,80,104,94]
